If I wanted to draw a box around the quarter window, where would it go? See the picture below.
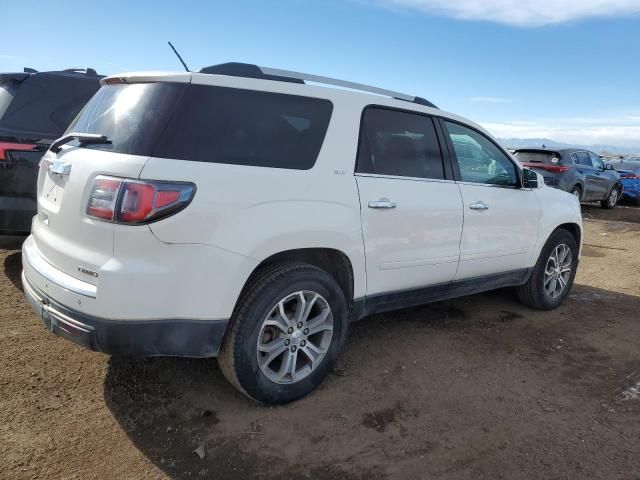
[444,121,518,186]
[154,85,333,169]
[356,107,445,180]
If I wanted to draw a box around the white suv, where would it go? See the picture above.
[22,63,582,404]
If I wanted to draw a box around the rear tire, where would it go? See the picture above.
[218,263,348,405]
[601,186,620,209]
[570,185,582,201]
[516,229,578,311]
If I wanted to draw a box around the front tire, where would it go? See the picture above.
[218,263,348,405]
[601,186,620,209]
[516,229,578,310]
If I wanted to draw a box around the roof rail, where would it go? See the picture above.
[198,62,438,109]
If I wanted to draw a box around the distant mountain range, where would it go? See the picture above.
[497,138,640,155]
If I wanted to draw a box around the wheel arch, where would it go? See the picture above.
[571,182,584,194]
[238,248,356,308]
[553,222,582,248]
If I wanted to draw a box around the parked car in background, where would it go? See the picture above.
[607,157,640,205]
[0,68,103,233]
[23,63,582,404]
[514,148,622,209]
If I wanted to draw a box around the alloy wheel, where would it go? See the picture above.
[256,290,333,384]
[544,244,573,299]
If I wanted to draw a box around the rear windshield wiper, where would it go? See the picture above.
[50,132,110,153]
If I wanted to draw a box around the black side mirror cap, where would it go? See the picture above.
[605,163,614,170]
[522,168,539,188]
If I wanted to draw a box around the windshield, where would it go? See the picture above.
[66,82,185,156]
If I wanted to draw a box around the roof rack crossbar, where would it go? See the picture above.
[259,66,424,105]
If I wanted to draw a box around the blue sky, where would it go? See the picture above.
[2,0,640,148]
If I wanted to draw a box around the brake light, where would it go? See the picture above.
[0,141,37,161]
[621,173,640,179]
[86,176,195,224]
[522,163,570,173]
[120,182,155,222]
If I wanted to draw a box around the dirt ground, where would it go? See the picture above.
[1,205,639,480]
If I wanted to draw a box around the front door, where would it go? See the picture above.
[356,107,464,296]
[441,120,541,280]
[589,152,615,199]
[574,151,601,200]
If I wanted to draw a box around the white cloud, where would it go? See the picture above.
[480,116,640,148]
[470,96,512,104]
[372,0,640,26]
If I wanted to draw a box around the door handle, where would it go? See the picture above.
[469,201,489,210]
[368,199,397,209]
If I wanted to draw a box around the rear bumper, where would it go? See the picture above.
[0,196,36,233]
[22,271,229,357]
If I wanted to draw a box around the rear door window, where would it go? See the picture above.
[356,107,445,179]
[153,85,333,170]
[575,152,592,167]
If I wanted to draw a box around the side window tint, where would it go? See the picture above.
[357,108,445,180]
[153,85,333,169]
[444,121,518,186]
[576,152,592,166]
[590,153,604,170]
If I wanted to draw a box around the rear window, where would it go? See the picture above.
[68,82,333,170]
[154,84,333,170]
[66,83,184,156]
[0,80,20,120]
[514,151,562,164]
[1,73,101,141]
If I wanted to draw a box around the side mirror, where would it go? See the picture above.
[605,163,614,170]
[522,168,539,189]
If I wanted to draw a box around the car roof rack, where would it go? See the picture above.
[199,62,438,109]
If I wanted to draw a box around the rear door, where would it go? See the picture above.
[573,151,600,199]
[355,107,463,296]
[441,120,540,280]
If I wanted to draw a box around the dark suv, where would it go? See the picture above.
[514,148,622,209]
[0,68,103,233]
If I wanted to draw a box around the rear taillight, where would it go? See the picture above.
[86,176,196,224]
[0,141,37,161]
[621,173,640,180]
[87,177,121,221]
[522,162,570,173]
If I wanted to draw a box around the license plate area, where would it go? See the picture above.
[41,173,66,208]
